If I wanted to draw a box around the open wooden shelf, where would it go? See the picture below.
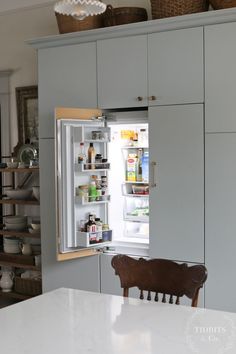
[0,290,31,300]
[0,199,39,205]
[0,261,40,270]
[0,168,39,173]
[0,230,40,239]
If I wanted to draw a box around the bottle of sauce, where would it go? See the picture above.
[85,214,97,233]
[89,181,97,202]
[88,143,96,169]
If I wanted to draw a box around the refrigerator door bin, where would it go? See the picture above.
[77,230,112,248]
[75,195,110,205]
[75,163,110,172]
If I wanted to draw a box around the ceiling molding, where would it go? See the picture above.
[0,1,55,16]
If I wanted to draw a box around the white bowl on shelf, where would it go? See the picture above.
[5,189,32,200]
[31,222,41,231]
[32,186,40,201]
[5,221,27,231]
[6,161,18,168]
[4,215,27,224]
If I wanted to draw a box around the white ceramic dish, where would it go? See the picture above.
[6,162,18,168]
[5,189,32,200]
[31,223,41,231]
[32,186,40,201]
[4,216,27,224]
[28,227,39,234]
[5,222,27,231]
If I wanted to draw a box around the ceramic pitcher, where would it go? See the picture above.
[0,271,14,292]
[20,243,32,256]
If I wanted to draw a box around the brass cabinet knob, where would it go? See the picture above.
[149,95,157,101]
[137,96,143,101]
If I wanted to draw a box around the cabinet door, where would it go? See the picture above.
[97,35,148,109]
[149,105,204,263]
[205,134,236,312]
[38,42,97,138]
[148,28,204,105]
[205,23,236,132]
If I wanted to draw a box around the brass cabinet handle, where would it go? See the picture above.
[149,95,157,101]
[137,96,143,101]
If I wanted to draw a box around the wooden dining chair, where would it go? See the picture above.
[111,255,207,307]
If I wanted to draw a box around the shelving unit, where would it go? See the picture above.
[0,165,42,303]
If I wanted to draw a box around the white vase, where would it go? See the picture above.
[0,271,14,292]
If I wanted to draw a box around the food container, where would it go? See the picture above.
[132,185,149,195]
[91,131,102,140]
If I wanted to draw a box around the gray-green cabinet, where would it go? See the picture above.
[205,134,236,312]
[148,27,204,106]
[97,35,148,109]
[149,105,204,263]
[205,22,236,133]
[38,42,98,138]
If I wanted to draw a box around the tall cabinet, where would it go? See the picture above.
[205,22,236,311]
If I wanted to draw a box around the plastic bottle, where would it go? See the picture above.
[88,143,96,169]
[142,151,149,182]
[89,181,97,202]
[78,142,86,164]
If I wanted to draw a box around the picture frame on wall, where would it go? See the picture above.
[15,85,38,145]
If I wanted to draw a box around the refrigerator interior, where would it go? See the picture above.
[108,122,149,245]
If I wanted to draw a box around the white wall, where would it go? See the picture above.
[0,1,151,151]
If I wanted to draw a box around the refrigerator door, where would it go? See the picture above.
[56,117,111,253]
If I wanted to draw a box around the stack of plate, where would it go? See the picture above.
[3,237,21,254]
[4,216,27,231]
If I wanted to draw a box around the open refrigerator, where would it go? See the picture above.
[56,111,149,253]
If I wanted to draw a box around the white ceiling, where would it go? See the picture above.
[0,0,55,13]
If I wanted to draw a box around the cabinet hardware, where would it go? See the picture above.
[137,96,143,101]
[151,161,157,188]
[149,95,157,101]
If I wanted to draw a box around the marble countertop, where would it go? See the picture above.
[0,288,236,354]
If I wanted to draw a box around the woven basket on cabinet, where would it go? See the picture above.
[103,5,148,27]
[55,13,103,33]
[150,0,209,19]
[210,0,236,9]
[14,277,42,296]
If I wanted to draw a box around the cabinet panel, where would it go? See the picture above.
[148,27,204,105]
[38,42,97,138]
[97,35,148,109]
[149,105,204,263]
[40,138,100,292]
[205,23,236,132]
[205,134,236,312]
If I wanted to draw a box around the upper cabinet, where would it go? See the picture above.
[97,28,204,109]
[205,22,236,132]
[38,42,97,138]
[97,35,148,109]
[148,28,204,106]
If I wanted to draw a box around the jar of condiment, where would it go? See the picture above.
[102,223,109,231]
[91,131,102,140]
[95,154,103,169]
[78,185,89,202]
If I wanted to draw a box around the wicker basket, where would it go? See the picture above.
[210,0,236,9]
[55,13,103,34]
[150,0,209,19]
[14,277,42,296]
[103,5,148,27]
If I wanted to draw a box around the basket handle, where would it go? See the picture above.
[106,4,114,15]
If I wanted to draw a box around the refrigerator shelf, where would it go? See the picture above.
[124,181,149,184]
[123,194,149,198]
[124,216,149,223]
[75,196,110,205]
[77,230,112,248]
[122,146,148,150]
[75,163,110,172]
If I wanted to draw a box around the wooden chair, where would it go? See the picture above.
[111,255,207,307]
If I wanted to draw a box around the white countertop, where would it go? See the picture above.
[0,288,236,354]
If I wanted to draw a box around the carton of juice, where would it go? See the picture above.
[126,154,137,181]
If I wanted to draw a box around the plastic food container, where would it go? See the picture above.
[132,185,149,195]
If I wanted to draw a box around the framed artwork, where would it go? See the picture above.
[15,85,38,145]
